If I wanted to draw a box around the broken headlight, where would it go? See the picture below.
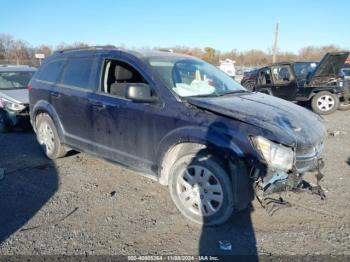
[0,97,26,112]
[252,136,294,171]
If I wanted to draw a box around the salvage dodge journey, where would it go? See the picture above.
[29,46,327,225]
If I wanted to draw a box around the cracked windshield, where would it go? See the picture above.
[148,58,245,97]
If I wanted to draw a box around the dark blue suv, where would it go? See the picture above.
[29,46,326,225]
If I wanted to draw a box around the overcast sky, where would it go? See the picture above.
[1,0,349,52]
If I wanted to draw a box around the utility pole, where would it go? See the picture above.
[272,21,279,63]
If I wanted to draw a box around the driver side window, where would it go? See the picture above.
[271,65,294,84]
[101,59,149,98]
[258,68,272,85]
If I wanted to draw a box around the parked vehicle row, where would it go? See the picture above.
[241,52,350,114]
[28,46,327,225]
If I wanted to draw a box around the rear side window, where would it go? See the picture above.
[61,57,95,89]
[37,60,65,83]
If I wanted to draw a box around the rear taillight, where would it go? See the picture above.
[27,84,32,91]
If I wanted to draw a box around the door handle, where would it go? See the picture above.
[50,92,61,98]
[90,100,106,109]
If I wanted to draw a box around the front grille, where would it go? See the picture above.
[295,157,318,172]
[295,142,324,173]
[296,142,324,157]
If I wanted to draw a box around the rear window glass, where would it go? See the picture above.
[0,71,35,90]
[37,60,65,83]
[61,57,95,89]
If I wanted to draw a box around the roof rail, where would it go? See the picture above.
[56,45,118,53]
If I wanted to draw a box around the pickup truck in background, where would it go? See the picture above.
[241,52,350,114]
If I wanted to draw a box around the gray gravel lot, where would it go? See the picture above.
[0,111,349,258]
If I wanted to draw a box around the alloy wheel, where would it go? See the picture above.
[317,95,335,111]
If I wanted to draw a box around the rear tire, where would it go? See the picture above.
[35,113,67,159]
[168,149,234,226]
[311,91,339,115]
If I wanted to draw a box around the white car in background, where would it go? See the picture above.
[219,59,236,79]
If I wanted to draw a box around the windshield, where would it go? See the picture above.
[0,71,35,90]
[147,57,246,97]
[293,62,318,79]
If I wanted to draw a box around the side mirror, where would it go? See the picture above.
[125,83,157,103]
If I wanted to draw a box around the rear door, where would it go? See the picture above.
[256,67,273,94]
[52,55,98,149]
[31,59,66,115]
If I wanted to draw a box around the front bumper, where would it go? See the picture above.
[295,142,324,173]
[0,106,30,127]
[260,158,324,196]
[251,140,326,208]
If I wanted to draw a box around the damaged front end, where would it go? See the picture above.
[0,97,30,130]
[250,136,326,215]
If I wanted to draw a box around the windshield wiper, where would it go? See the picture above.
[218,90,249,96]
[187,90,248,98]
[188,94,220,98]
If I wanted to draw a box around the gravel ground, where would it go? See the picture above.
[0,110,349,259]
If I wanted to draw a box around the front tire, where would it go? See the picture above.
[311,91,339,115]
[169,151,234,226]
[35,113,67,159]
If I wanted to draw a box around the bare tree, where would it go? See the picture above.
[9,40,30,65]
[55,41,89,51]
[0,33,14,62]
[298,45,341,61]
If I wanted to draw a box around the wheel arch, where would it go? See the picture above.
[307,87,340,101]
[156,126,244,186]
[31,100,65,142]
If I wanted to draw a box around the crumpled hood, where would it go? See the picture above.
[187,92,326,147]
[0,89,29,104]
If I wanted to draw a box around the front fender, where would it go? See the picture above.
[307,86,343,100]
[156,125,244,172]
[156,125,254,209]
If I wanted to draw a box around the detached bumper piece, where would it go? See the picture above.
[253,159,326,216]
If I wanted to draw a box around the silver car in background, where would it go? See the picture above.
[0,65,36,132]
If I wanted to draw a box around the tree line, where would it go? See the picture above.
[0,33,89,66]
[0,33,346,67]
[167,45,345,66]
